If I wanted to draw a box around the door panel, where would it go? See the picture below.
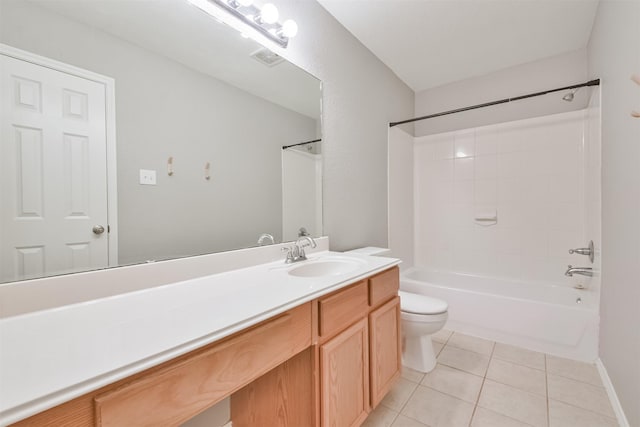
[1,54,109,282]
[320,317,369,427]
[369,296,401,409]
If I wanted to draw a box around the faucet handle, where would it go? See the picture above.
[568,240,594,263]
[282,246,295,263]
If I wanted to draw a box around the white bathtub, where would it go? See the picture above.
[401,268,600,361]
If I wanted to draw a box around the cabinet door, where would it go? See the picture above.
[320,317,369,427]
[369,296,401,408]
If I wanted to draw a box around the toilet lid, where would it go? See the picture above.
[398,291,448,315]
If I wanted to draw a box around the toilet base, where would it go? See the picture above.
[402,334,437,373]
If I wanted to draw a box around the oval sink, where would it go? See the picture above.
[288,259,362,278]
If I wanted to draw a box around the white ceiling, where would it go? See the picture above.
[318,0,599,92]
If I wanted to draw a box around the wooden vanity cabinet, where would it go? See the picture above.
[369,296,401,408]
[320,318,370,427]
[10,267,400,427]
[11,303,312,427]
[316,266,401,426]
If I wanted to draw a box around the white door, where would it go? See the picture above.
[0,54,109,282]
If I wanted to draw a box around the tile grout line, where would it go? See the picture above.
[393,377,423,417]
[474,342,539,427]
[387,408,400,427]
[546,397,619,421]
[491,354,546,372]
[431,361,484,378]
[467,340,496,427]
[546,369,608,388]
[545,353,550,427]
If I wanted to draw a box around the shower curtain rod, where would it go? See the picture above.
[389,79,600,127]
[282,138,321,150]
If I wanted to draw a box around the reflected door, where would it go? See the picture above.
[0,54,109,282]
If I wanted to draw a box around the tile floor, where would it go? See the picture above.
[363,330,619,427]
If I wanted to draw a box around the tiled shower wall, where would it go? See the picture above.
[414,110,590,285]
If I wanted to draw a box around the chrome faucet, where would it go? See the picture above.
[282,236,317,264]
[565,265,593,277]
[295,235,317,259]
[257,233,275,246]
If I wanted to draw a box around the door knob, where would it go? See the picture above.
[92,225,105,235]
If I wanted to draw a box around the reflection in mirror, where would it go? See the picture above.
[282,139,322,242]
[0,0,322,284]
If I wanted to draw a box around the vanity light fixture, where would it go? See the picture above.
[188,0,297,48]
[256,3,279,24]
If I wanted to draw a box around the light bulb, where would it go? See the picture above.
[237,0,253,6]
[260,3,279,24]
[282,19,298,38]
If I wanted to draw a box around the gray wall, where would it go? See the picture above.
[273,0,415,251]
[414,49,589,136]
[0,0,317,264]
[587,1,640,425]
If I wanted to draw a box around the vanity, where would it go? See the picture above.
[0,2,400,425]
[1,247,401,427]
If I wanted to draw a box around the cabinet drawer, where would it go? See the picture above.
[369,267,399,308]
[94,303,312,427]
[318,280,368,338]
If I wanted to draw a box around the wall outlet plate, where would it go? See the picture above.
[139,169,157,185]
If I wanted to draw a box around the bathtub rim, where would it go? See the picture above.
[401,266,599,311]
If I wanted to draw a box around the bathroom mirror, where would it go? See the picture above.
[0,0,322,284]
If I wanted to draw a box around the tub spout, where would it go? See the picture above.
[565,265,593,277]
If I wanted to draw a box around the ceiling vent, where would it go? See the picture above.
[250,47,284,67]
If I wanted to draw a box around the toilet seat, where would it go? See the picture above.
[401,310,448,323]
[399,291,448,315]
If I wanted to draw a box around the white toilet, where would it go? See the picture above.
[398,290,448,373]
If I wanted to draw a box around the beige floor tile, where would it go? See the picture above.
[486,358,547,396]
[434,341,444,357]
[421,363,484,403]
[401,386,475,427]
[492,343,545,370]
[547,373,615,418]
[432,329,453,344]
[401,365,426,384]
[548,399,619,427]
[437,345,491,376]
[471,407,535,427]
[477,380,548,427]
[546,355,603,386]
[447,332,495,356]
[391,414,429,427]
[381,377,419,412]
[363,405,399,427]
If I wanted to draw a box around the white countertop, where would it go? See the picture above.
[0,251,399,426]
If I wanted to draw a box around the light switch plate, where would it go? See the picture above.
[139,169,157,185]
